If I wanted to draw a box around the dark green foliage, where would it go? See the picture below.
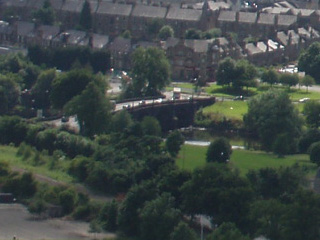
[35,128,58,154]
[206,137,232,163]
[298,129,320,153]
[273,133,290,157]
[303,100,320,128]
[118,181,158,236]
[64,81,112,136]
[68,156,91,181]
[148,18,164,37]
[141,116,161,136]
[99,200,118,231]
[308,141,320,166]
[110,110,133,133]
[0,116,28,146]
[139,193,181,240]
[166,130,185,157]
[50,69,93,109]
[185,28,201,39]
[181,163,253,227]
[298,42,320,83]
[79,0,92,31]
[207,222,250,240]
[170,221,197,240]
[28,199,46,215]
[0,74,20,113]
[158,25,174,40]
[32,0,55,25]
[261,68,279,85]
[279,73,299,89]
[130,47,170,97]
[244,90,302,152]
[2,172,37,199]
[59,188,77,214]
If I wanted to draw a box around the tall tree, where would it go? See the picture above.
[298,42,320,83]
[130,47,170,97]
[32,0,55,25]
[206,137,232,163]
[261,68,279,86]
[216,57,237,87]
[79,0,92,31]
[303,100,320,128]
[244,90,302,152]
[64,80,111,136]
[300,75,315,92]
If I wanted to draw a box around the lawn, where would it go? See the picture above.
[202,100,248,120]
[0,145,73,183]
[176,144,317,177]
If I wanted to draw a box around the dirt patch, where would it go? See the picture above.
[0,204,115,240]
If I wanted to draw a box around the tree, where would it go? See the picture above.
[244,90,302,152]
[298,129,320,153]
[170,221,197,240]
[141,116,161,136]
[216,57,237,86]
[50,69,93,109]
[148,18,164,38]
[279,73,299,89]
[234,59,257,90]
[201,28,221,39]
[303,100,320,128]
[261,68,279,86]
[166,130,185,157]
[298,42,320,83]
[110,110,133,133]
[158,25,174,40]
[0,116,28,146]
[79,0,92,31]
[207,222,250,240]
[130,47,170,97]
[273,133,290,157]
[300,75,315,92]
[308,141,320,166]
[139,193,181,240]
[64,81,112,136]
[0,74,20,112]
[185,28,201,39]
[121,30,131,39]
[32,0,55,25]
[206,137,232,163]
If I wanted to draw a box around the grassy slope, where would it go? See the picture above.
[0,145,73,183]
[176,144,317,176]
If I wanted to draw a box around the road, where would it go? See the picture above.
[0,204,115,240]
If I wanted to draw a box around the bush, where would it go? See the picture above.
[206,137,232,163]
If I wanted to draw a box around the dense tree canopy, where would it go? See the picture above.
[298,42,320,83]
[244,90,302,152]
[130,47,170,97]
[206,137,232,163]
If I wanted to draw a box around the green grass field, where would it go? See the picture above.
[202,100,248,120]
[0,145,73,183]
[176,144,317,177]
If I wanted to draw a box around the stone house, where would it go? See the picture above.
[108,36,132,70]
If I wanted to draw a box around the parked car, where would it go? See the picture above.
[233,95,244,101]
[299,97,310,103]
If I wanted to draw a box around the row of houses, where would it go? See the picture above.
[0,19,318,81]
[2,0,320,41]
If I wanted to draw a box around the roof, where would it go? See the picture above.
[61,0,84,13]
[184,39,212,53]
[17,21,35,37]
[258,13,276,25]
[166,7,202,21]
[277,14,297,27]
[92,33,109,49]
[262,7,290,14]
[38,25,60,40]
[274,1,296,8]
[245,43,263,55]
[193,1,231,10]
[161,37,179,50]
[108,37,131,53]
[290,8,315,17]
[2,0,27,8]
[132,5,167,18]
[49,0,64,10]
[238,12,257,23]
[134,41,159,49]
[63,29,86,45]
[97,2,133,16]
[0,21,11,34]
[218,10,236,22]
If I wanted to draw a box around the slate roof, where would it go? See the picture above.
[61,0,84,13]
[245,43,263,55]
[274,1,296,8]
[193,1,231,10]
[108,37,131,53]
[38,25,60,40]
[166,7,202,21]
[49,0,64,10]
[218,10,236,22]
[2,0,27,8]
[97,2,133,16]
[277,14,297,27]
[92,33,109,49]
[26,0,43,9]
[258,13,276,25]
[62,29,86,45]
[131,5,167,18]
[238,12,257,23]
[17,21,35,37]
[134,41,158,49]
[184,39,213,53]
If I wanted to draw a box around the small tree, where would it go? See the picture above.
[261,68,279,86]
[300,75,315,92]
[308,141,320,166]
[185,28,201,39]
[158,25,174,40]
[170,221,197,240]
[279,73,299,89]
[166,130,185,157]
[206,138,232,163]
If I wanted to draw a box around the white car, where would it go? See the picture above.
[299,98,310,103]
